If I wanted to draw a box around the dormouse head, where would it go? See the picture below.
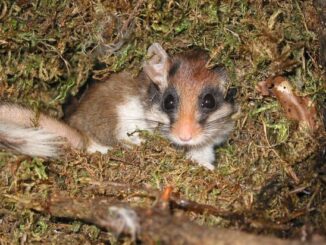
[143,43,234,148]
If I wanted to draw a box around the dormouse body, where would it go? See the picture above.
[0,43,234,170]
[66,43,234,169]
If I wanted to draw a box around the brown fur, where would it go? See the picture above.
[66,72,149,145]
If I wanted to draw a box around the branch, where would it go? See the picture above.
[5,193,325,245]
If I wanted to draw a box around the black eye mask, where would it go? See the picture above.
[198,87,224,123]
[225,87,237,104]
[147,82,162,105]
[161,86,179,113]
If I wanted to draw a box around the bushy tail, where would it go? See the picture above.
[0,122,64,158]
[0,103,87,158]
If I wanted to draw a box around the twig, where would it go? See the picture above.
[4,193,325,245]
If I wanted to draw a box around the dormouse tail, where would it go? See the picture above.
[0,123,64,158]
[0,103,87,158]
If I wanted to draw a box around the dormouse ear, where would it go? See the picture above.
[143,43,170,89]
[213,66,229,95]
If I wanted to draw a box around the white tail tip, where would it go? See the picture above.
[0,122,65,158]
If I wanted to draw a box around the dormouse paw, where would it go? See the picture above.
[196,160,215,170]
[119,131,145,149]
[87,140,111,154]
[186,146,216,171]
[125,133,144,146]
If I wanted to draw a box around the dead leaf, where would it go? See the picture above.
[161,186,173,202]
[256,76,319,130]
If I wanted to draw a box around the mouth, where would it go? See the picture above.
[167,134,207,148]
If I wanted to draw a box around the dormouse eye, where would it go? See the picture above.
[201,94,216,109]
[163,94,176,111]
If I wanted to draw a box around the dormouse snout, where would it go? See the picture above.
[171,117,202,142]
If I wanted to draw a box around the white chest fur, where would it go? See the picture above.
[115,96,150,145]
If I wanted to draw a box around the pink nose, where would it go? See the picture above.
[177,125,193,142]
